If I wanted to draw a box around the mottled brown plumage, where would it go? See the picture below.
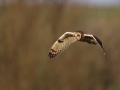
[48,31,107,59]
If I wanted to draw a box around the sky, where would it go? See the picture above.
[0,0,120,6]
[69,0,120,6]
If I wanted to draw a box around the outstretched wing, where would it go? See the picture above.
[48,32,77,59]
[84,34,107,59]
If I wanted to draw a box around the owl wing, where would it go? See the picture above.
[84,34,107,59]
[48,32,78,59]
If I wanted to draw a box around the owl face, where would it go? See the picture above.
[74,32,81,40]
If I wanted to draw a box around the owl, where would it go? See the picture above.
[48,31,107,59]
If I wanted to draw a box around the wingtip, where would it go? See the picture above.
[48,52,56,59]
[48,54,52,59]
[105,55,108,60]
[104,52,108,60]
[48,52,52,59]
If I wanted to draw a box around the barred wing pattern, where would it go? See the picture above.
[48,32,77,59]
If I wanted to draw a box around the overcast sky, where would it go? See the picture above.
[0,0,120,6]
[69,0,120,6]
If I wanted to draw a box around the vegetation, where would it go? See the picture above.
[0,2,120,90]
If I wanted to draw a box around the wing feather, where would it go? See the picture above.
[84,34,107,59]
[48,32,77,59]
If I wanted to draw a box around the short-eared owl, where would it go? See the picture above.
[48,31,107,59]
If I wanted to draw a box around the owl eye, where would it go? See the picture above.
[77,34,81,38]
[77,34,80,36]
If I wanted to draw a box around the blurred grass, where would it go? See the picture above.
[0,3,120,90]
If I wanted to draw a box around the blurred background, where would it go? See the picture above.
[0,0,120,90]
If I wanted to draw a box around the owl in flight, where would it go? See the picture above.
[48,31,107,59]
